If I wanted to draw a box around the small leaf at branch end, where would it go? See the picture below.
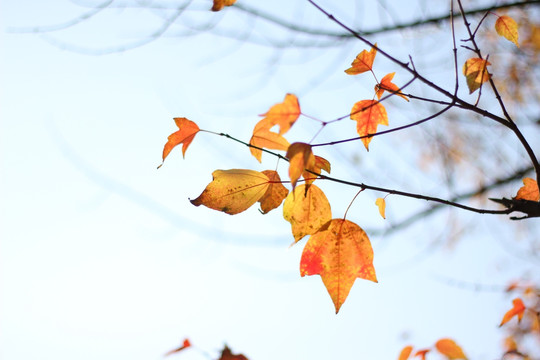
[500,298,526,327]
[159,117,200,167]
[495,15,519,47]
[249,119,290,162]
[375,198,386,219]
[164,338,191,356]
[190,169,270,215]
[515,177,540,201]
[462,58,491,94]
[398,345,413,360]
[435,338,468,360]
[283,184,332,242]
[414,349,430,360]
[376,72,409,101]
[286,142,316,189]
[259,93,301,135]
[350,100,388,150]
[300,219,377,313]
[211,0,236,12]
[217,345,249,360]
[345,43,377,75]
[258,170,289,214]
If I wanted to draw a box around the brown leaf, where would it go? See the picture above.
[217,345,249,360]
[211,0,236,12]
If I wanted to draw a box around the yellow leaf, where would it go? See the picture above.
[286,142,316,190]
[463,58,491,94]
[258,170,289,214]
[300,219,377,313]
[515,177,540,201]
[350,100,388,150]
[211,0,236,11]
[249,119,290,162]
[190,169,270,215]
[495,15,519,47]
[258,93,301,135]
[375,197,386,219]
[435,338,467,359]
[345,44,377,75]
[283,184,332,242]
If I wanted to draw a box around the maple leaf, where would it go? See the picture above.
[217,345,249,360]
[398,345,413,360]
[211,0,236,12]
[283,184,332,242]
[495,15,519,47]
[350,100,388,150]
[345,44,377,75]
[286,142,316,190]
[258,170,289,214]
[375,198,386,219]
[302,155,331,187]
[164,338,191,356]
[515,177,540,201]
[462,58,491,94]
[159,117,200,168]
[300,219,377,313]
[500,298,526,327]
[190,169,270,215]
[258,93,301,135]
[249,119,290,162]
[375,72,409,101]
[435,338,468,360]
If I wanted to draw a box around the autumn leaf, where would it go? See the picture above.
[249,119,291,162]
[258,170,289,214]
[211,0,236,12]
[345,44,377,75]
[164,338,191,356]
[283,184,332,242]
[258,93,301,135]
[495,15,519,47]
[398,345,413,360]
[375,72,409,101]
[286,142,316,189]
[500,298,526,327]
[375,198,386,219]
[302,155,331,187]
[300,219,377,313]
[515,177,540,201]
[435,338,467,359]
[217,345,249,360]
[350,100,388,150]
[463,58,491,94]
[414,349,430,360]
[159,117,200,168]
[190,169,270,215]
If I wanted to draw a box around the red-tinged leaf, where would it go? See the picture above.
[398,345,413,360]
[435,338,468,359]
[283,184,332,242]
[414,349,430,360]
[211,0,236,12]
[217,345,249,360]
[300,219,377,313]
[375,72,409,101]
[515,177,540,201]
[286,142,316,189]
[159,117,200,168]
[258,170,289,214]
[190,169,270,215]
[375,197,386,219]
[164,338,191,356]
[350,100,388,150]
[345,44,377,75]
[463,58,491,94]
[495,15,519,47]
[249,119,291,162]
[500,298,526,327]
[258,93,301,135]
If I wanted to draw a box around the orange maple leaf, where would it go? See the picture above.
[164,338,191,356]
[515,177,540,201]
[283,184,332,242]
[463,58,491,94]
[217,345,249,360]
[258,93,301,135]
[435,338,468,360]
[258,170,289,214]
[414,349,430,360]
[286,142,316,190]
[159,117,200,168]
[249,119,290,162]
[500,298,526,327]
[190,169,270,215]
[375,197,386,219]
[398,345,413,360]
[300,219,377,313]
[345,44,377,75]
[375,72,409,101]
[495,15,519,47]
[211,0,236,12]
[350,100,388,150]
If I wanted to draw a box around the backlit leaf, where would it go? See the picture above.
[159,117,200,168]
[300,219,377,313]
[398,345,413,360]
[515,177,540,201]
[375,72,409,101]
[258,93,301,135]
[211,0,236,12]
[164,338,191,356]
[302,155,331,187]
[190,169,270,215]
[463,58,491,94]
[345,44,377,75]
[258,170,289,214]
[283,184,332,242]
[500,298,526,326]
[414,349,430,360]
[375,198,386,219]
[249,119,290,162]
[435,338,467,359]
[286,142,316,189]
[495,15,519,47]
[350,100,388,150]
